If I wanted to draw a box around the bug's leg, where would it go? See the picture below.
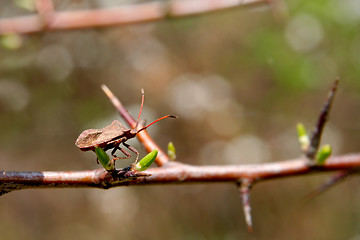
[110,147,132,167]
[111,144,120,158]
[123,142,140,163]
[109,147,118,168]
[111,142,131,159]
[119,148,132,159]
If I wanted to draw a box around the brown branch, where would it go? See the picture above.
[0,0,267,34]
[0,168,149,195]
[306,79,339,160]
[304,170,353,203]
[1,154,360,194]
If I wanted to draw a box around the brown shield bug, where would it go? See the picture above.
[75,89,177,167]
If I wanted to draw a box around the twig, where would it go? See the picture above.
[304,170,354,203]
[0,0,267,34]
[306,79,339,160]
[101,85,137,129]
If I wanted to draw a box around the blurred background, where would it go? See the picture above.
[1,0,360,239]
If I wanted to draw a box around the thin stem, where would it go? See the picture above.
[304,170,354,203]
[101,84,136,128]
[306,79,339,160]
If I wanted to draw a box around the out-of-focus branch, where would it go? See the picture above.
[304,170,353,203]
[35,0,54,26]
[0,0,267,34]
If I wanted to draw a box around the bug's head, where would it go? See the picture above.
[127,128,139,139]
[132,89,178,135]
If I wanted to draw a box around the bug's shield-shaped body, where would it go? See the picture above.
[75,120,130,151]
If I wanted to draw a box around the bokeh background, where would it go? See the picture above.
[1,0,360,239]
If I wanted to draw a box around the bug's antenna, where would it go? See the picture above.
[134,88,145,130]
[137,115,178,133]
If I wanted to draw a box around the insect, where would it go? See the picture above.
[75,89,177,167]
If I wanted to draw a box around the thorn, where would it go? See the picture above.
[303,170,352,203]
[306,79,339,160]
[237,178,253,232]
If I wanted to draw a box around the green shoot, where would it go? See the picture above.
[134,150,158,171]
[316,144,332,165]
[95,147,115,172]
[167,142,176,161]
[297,123,310,152]
[0,33,23,50]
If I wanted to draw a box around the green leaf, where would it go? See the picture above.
[167,142,176,161]
[95,147,115,171]
[297,123,310,152]
[316,144,332,165]
[134,150,158,171]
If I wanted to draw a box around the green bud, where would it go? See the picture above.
[134,150,158,171]
[0,33,23,50]
[95,147,114,171]
[297,123,310,152]
[14,0,36,11]
[316,144,332,165]
[167,142,176,161]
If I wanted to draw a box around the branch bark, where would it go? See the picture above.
[1,154,360,192]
